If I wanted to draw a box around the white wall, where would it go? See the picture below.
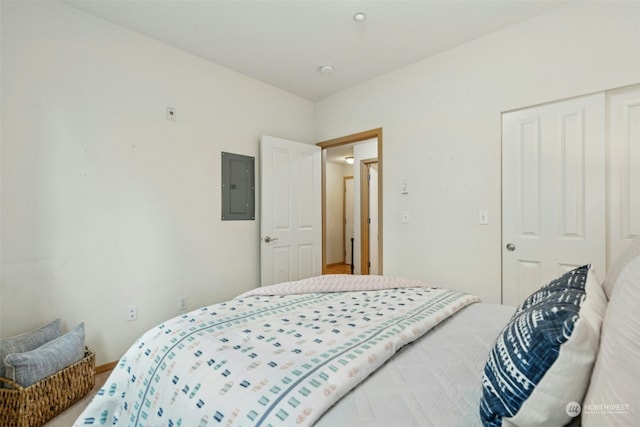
[0,1,314,365]
[315,1,640,303]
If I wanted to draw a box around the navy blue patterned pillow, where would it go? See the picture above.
[513,265,590,317]
[480,266,606,427]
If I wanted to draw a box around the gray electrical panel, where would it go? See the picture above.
[221,152,255,220]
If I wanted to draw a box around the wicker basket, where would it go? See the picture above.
[0,347,95,427]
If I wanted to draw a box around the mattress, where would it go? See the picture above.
[315,302,515,427]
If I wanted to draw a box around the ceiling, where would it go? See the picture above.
[326,142,354,165]
[63,0,568,102]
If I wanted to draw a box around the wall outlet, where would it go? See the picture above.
[179,296,188,311]
[127,305,137,321]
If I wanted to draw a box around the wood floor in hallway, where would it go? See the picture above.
[326,263,352,275]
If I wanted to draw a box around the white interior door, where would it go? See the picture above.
[260,135,321,286]
[502,93,606,305]
[344,177,354,266]
[607,84,640,266]
[368,163,379,274]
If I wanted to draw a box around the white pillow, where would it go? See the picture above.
[583,253,639,426]
[602,238,640,299]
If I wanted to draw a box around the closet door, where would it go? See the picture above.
[608,84,640,266]
[502,93,606,305]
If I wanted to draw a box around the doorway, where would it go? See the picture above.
[317,128,383,275]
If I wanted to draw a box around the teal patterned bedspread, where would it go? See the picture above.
[75,275,479,426]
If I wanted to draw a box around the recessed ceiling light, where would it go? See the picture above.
[319,64,334,74]
[353,12,366,22]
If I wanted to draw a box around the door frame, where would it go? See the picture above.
[360,159,378,275]
[317,128,383,275]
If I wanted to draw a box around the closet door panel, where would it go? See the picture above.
[502,93,606,305]
[608,84,640,265]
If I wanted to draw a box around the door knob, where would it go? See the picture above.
[506,243,516,251]
[264,236,278,243]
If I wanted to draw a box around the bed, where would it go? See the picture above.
[74,240,639,427]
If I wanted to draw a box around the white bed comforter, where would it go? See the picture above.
[75,275,479,426]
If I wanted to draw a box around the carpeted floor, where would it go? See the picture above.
[42,370,111,427]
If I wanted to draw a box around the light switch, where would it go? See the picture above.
[479,209,489,225]
[401,179,409,194]
[402,211,410,223]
